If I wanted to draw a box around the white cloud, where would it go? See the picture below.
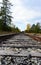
[11,0,41,22]
[34,20,41,24]
[0,0,41,23]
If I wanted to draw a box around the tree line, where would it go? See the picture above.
[25,23,41,33]
[0,0,20,33]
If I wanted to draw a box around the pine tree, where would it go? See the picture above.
[0,0,12,31]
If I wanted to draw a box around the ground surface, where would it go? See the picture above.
[0,33,41,65]
[0,33,41,56]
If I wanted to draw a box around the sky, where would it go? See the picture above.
[0,0,41,31]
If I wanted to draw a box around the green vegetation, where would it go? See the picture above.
[25,23,41,33]
[25,24,31,33]
[0,0,12,31]
[0,0,20,33]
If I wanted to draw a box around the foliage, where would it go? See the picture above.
[26,24,31,31]
[25,23,41,33]
[11,26,21,33]
[0,0,12,31]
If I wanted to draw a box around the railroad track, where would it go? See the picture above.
[26,33,41,42]
[0,33,41,55]
[32,36,41,42]
[0,33,41,65]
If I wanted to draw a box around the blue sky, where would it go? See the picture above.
[0,0,41,31]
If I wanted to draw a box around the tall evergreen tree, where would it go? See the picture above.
[35,23,40,33]
[0,0,12,31]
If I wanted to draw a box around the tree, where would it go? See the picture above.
[26,24,31,31]
[25,24,31,33]
[30,24,36,33]
[15,27,21,33]
[35,23,40,33]
[25,23,41,33]
[0,0,12,31]
[29,23,41,33]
